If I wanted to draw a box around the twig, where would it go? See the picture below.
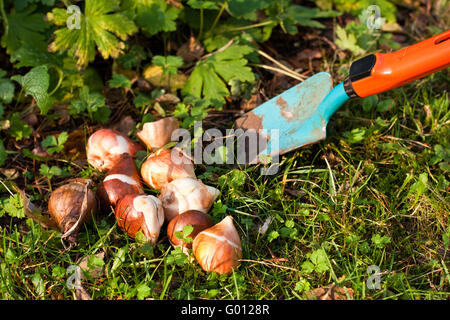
[201,38,235,60]
[251,64,306,81]
[239,259,301,272]
[257,49,306,81]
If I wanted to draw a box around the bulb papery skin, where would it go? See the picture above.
[192,216,242,274]
[86,129,143,172]
[115,194,164,245]
[140,148,196,190]
[136,117,179,151]
[159,177,220,222]
[97,154,144,209]
[167,210,214,250]
[48,178,97,246]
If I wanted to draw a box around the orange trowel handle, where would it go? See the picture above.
[347,30,450,98]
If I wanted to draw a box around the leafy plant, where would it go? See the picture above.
[182,44,255,107]
[152,55,184,76]
[335,11,400,57]
[301,248,330,274]
[41,132,68,155]
[39,164,71,180]
[123,0,181,36]
[0,69,14,104]
[108,73,132,89]
[0,5,49,56]
[47,0,137,69]
[11,65,54,115]
[0,141,7,166]
[0,193,25,218]
[68,86,110,124]
[7,112,32,141]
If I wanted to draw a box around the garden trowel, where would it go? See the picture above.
[235,30,450,164]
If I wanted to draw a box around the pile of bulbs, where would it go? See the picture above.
[47,117,242,275]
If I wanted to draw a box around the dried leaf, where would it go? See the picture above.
[305,284,354,300]
[176,36,204,62]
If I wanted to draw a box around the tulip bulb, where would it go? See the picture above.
[140,148,196,190]
[87,129,143,172]
[167,210,214,250]
[115,194,164,245]
[136,117,179,151]
[192,216,242,274]
[159,177,220,222]
[97,154,144,209]
[48,179,97,247]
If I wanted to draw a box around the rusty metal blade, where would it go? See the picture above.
[235,72,350,163]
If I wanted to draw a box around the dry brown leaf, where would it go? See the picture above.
[305,284,354,300]
[63,128,88,160]
[296,48,323,61]
[176,36,204,63]
[111,116,136,136]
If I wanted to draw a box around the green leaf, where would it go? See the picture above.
[342,128,367,144]
[227,0,271,19]
[111,246,128,274]
[377,99,395,112]
[127,0,181,36]
[294,278,311,292]
[136,283,151,300]
[11,65,54,115]
[371,234,391,249]
[47,0,138,69]
[301,260,315,274]
[41,132,68,154]
[11,42,61,69]
[108,74,132,88]
[7,113,32,141]
[0,70,15,104]
[68,86,110,124]
[335,25,365,56]
[152,55,184,75]
[0,141,7,167]
[309,248,330,273]
[117,45,148,69]
[187,0,220,10]
[51,265,66,278]
[0,194,25,218]
[407,173,428,204]
[1,6,49,56]
[182,44,255,106]
[31,272,45,296]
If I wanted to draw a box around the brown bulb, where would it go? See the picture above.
[86,129,144,172]
[115,194,164,245]
[136,117,179,151]
[140,148,196,190]
[192,216,242,275]
[48,178,97,247]
[167,210,214,250]
[97,154,143,210]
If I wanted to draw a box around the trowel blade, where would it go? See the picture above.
[234,72,333,163]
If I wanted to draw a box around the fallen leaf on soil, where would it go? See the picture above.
[295,48,323,61]
[305,284,354,300]
[143,65,187,92]
[63,128,88,160]
[176,36,204,63]
[111,115,136,136]
[240,93,263,111]
[155,93,181,105]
